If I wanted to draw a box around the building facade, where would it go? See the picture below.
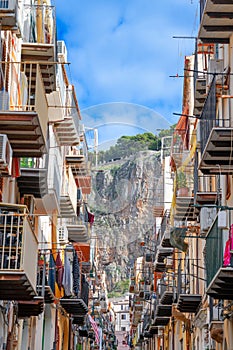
[128,1,233,350]
[0,1,115,349]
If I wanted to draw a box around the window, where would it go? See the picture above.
[121,314,126,320]
[121,305,124,310]
[121,327,126,332]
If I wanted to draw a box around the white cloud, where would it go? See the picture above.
[56,0,199,123]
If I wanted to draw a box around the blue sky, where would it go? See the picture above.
[55,0,199,142]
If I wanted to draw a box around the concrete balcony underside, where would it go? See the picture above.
[206,267,233,299]
[199,0,233,43]
[160,290,174,305]
[174,197,196,221]
[59,196,76,218]
[195,191,218,206]
[67,224,89,243]
[17,297,44,318]
[21,43,56,93]
[194,79,206,117]
[155,304,172,317]
[60,298,88,315]
[54,118,80,146]
[200,127,233,174]
[37,285,55,304]
[152,316,170,327]
[0,111,46,157]
[17,168,48,198]
[0,272,36,300]
[177,294,202,313]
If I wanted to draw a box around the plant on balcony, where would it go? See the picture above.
[176,171,189,196]
[176,171,187,188]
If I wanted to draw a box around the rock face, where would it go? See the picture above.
[89,151,163,291]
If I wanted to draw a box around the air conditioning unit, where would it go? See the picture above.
[57,40,67,63]
[0,134,12,176]
[58,225,68,243]
[200,207,217,232]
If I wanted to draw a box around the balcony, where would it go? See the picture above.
[17,297,44,318]
[66,218,89,243]
[159,278,176,305]
[154,247,173,273]
[174,197,195,221]
[176,264,202,313]
[177,294,202,313]
[194,79,206,117]
[209,304,223,343]
[199,76,233,174]
[0,63,48,157]
[157,210,172,248]
[21,4,56,92]
[17,158,48,198]
[60,167,77,217]
[171,134,190,170]
[0,204,38,300]
[51,86,81,146]
[152,316,170,327]
[199,0,233,44]
[174,169,196,221]
[204,213,233,299]
[0,0,18,31]
[155,304,172,317]
[194,168,218,206]
[66,154,86,174]
[60,298,88,316]
[37,253,56,304]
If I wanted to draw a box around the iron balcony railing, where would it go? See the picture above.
[200,76,233,155]
[205,217,224,287]
[157,210,170,246]
[0,205,38,289]
[200,76,216,154]
[194,174,218,197]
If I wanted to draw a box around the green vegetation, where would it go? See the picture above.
[90,126,175,165]
[176,171,187,189]
[108,279,130,298]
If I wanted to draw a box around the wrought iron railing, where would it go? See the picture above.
[200,76,216,154]
[0,204,38,289]
[205,217,223,286]
[157,275,174,299]
[200,76,233,155]
[157,210,170,245]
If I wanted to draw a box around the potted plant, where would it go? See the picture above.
[176,171,189,196]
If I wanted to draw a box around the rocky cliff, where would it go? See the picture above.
[89,151,163,292]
